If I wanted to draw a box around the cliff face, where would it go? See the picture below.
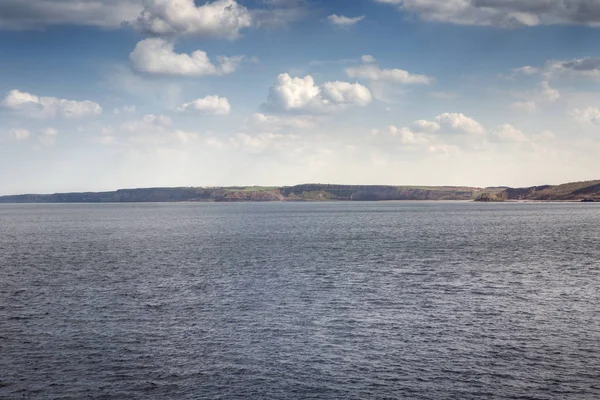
[0,184,482,203]
[474,192,507,202]
[351,187,475,201]
[5,180,600,203]
[475,180,600,202]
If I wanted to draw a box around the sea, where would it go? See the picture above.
[1,202,599,399]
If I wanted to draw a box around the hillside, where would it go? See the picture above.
[0,184,484,203]
[2,180,599,203]
[475,180,600,202]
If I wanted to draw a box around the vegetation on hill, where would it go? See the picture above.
[0,184,483,203]
[475,180,600,202]
[2,180,599,203]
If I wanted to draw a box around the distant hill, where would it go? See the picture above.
[2,181,599,203]
[474,180,600,202]
[0,184,484,203]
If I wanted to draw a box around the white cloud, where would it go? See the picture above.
[533,81,560,102]
[327,14,364,27]
[361,55,376,63]
[39,128,58,147]
[490,124,555,143]
[9,129,31,141]
[129,38,244,77]
[370,125,430,145]
[134,0,252,39]
[544,57,600,79]
[491,124,528,142]
[267,74,319,111]
[0,0,143,30]
[371,115,545,155]
[510,81,560,112]
[121,114,172,133]
[572,107,600,125]
[346,63,432,84]
[265,73,372,113]
[513,58,600,80]
[2,89,102,119]
[511,66,541,76]
[435,113,485,135]
[411,119,441,133]
[177,95,231,115]
[371,112,485,152]
[375,0,600,28]
[321,81,373,107]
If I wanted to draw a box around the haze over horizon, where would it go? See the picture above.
[2,0,600,194]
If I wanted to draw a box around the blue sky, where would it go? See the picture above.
[2,0,600,194]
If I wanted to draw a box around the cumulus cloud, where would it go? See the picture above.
[510,81,560,112]
[513,58,600,80]
[491,124,528,142]
[129,38,244,77]
[543,57,600,79]
[571,107,600,125]
[434,113,485,135]
[373,114,551,155]
[0,0,309,34]
[177,95,231,115]
[2,89,102,119]
[370,125,430,145]
[327,14,364,27]
[265,73,372,113]
[375,0,600,28]
[530,81,560,102]
[490,124,554,143]
[9,129,31,141]
[121,114,172,133]
[134,0,252,39]
[411,119,441,133]
[321,81,373,106]
[346,63,432,84]
[370,112,486,153]
[0,0,143,30]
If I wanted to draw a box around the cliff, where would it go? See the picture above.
[475,180,600,202]
[0,184,483,203]
[3,180,600,203]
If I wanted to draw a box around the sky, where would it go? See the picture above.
[2,0,600,194]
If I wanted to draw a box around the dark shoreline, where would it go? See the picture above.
[1,180,599,203]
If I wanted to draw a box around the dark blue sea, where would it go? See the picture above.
[1,202,599,399]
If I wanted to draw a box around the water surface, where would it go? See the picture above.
[1,202,599,399]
